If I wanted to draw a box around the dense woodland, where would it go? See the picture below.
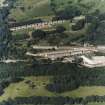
[2,95,105,105]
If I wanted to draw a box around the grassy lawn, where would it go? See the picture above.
[11,20,71,41]
[0,76,56,102]
[62,86,105,98]
[1,76,105,102]
[87,102,105,105]
[12,28,34,37]
[8,0,53,22]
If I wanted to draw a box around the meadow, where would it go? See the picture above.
[8,0,53,22]
[88,102,105,105]
[1,76,105,103]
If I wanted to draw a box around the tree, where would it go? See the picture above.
[56,26,66,33]
[55,5,82,20]
[32,29,46,40]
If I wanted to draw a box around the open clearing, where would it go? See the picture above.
[0,76,54,102]
[8,0,53,22]
[1,76,105,102]
[87,102,105,105]
[62,86,105,98]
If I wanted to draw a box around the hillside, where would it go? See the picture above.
[53,0,105,13]
[8,0,105,22]
[8,0,53,22]
[1,0,105,105]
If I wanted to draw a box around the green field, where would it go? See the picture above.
[1,76,105,102]
[88,102,105,105]
[0,76,54,102]
[8,0,53,22]
[62,86,105,98]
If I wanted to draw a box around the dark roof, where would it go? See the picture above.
[9,19,43,28]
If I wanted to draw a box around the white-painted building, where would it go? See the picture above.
[80,56,105,68]
[0,0,8,7]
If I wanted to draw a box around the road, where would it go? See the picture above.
[26,46,98,60]
[97,46,105,53]
[32,45,58,50]
[0,59,28,63]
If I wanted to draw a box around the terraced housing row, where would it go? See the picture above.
[10,20,66,31]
